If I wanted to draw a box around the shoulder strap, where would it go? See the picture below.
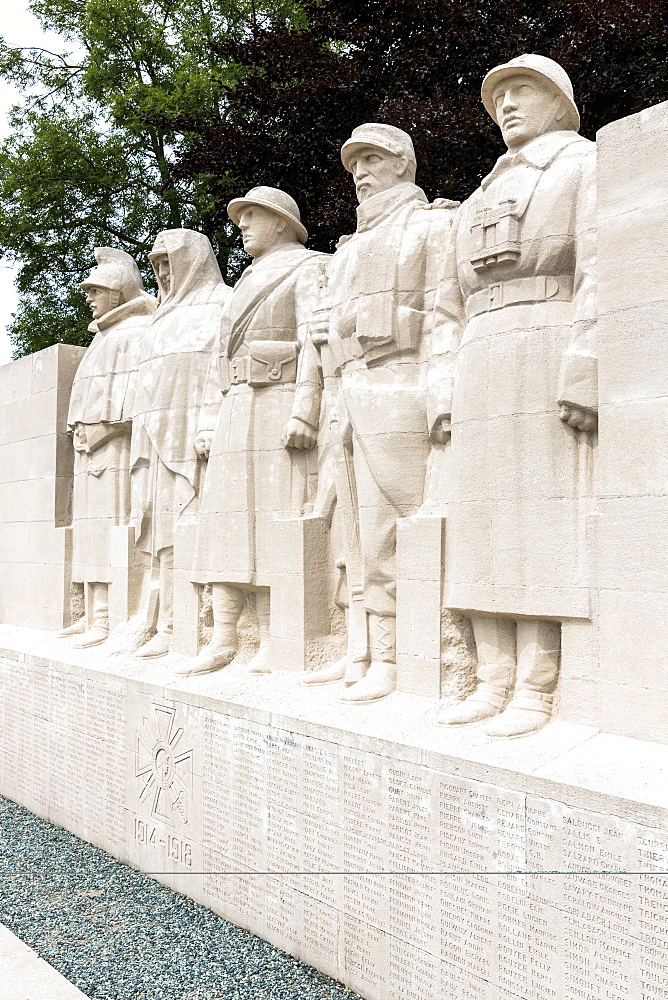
[226,254,318,358]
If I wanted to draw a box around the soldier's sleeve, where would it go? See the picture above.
[120,321,148,423]
[290,257,326,430]
[558,148,598,413]
[197,302,228,433]
[424,203,465,433]
[81,421,130,453]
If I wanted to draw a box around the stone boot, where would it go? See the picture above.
[176,642,237,676]
[135,631,171,659]
[484,690,554,738]
[439,615,516,727]
[247,642,272,674]
[437,682,506,726]
[302,657,346,686]
[73,621,109,649]
[340,614,396,703]
[56,618,86,638]
[248,588,272,674]
[137,550,175,659]
[176,584,244,676]
[72,584,110,648]
[340,660,397,703]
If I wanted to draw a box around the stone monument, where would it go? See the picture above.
[302,123,459,702]
[185,187,328,676]
[0,53,668,1000]
[130,229,231,658]
[56,248,156,648]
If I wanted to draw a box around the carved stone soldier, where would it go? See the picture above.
[438,55,597,737]
[130,230,231,658]
[56,248,156,647]
[181,187,326,676]
[302,123,459,702]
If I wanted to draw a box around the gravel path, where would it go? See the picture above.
[0,796,361,1000]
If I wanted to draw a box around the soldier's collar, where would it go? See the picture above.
[481,130,584,189]
[355,182,427,233]
[236,242,308,282]
[90,294,156,333]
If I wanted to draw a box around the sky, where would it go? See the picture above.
[0,3,68,367]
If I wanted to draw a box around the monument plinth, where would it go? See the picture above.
[1,625,667,999]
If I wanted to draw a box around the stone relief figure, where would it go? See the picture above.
[180,187,327,676]
[56,248,156,648]
[438,54,597,737]
[130,230,231,658]
[302,123,458,702]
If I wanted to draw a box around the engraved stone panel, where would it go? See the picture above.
[300,891,340,980]
[343,914,389,1000]
[231,720,267,871]
[129,698,199,880]
[2,646,668,1000]
[135,703,195,833]
[202,712,233,858]
[385,762,438,870]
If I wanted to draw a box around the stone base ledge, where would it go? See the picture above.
[0,624,667,1000]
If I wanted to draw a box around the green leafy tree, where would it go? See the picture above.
[172,0,668,254]
[2,0,668,357]
[0,0,309,355]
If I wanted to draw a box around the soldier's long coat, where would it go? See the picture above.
[444,130,597,619]
[68,293,156,584]
[192,243,325,586]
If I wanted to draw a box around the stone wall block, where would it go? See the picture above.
[396,515,444,698]
[0,345,81,629]
[596,102,668,742]
[268,515,331,670]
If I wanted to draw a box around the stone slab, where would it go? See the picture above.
[0,923,90,1000]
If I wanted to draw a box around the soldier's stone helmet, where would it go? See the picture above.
[80,247,145,306]
[227,186,308,244]
[340,123,417,174]
[481,53,580,133]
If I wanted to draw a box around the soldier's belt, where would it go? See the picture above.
[218,341,299,392]
[466,275,574,319]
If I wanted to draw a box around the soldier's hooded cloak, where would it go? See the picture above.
[131,229,231,557]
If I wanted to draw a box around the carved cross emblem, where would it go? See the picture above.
[135,704,193,827]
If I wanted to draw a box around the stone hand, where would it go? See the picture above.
[430,415,452,445]
[309,314,330,347]
[194,430,213,460]
[282,417,318,451]
[559,404,597,433]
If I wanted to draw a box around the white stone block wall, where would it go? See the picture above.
[595,102,668,743]
[0,345,84,630]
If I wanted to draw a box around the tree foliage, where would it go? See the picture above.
[174,0,668,254]
[2,0,668,356]
[0,0,310,354]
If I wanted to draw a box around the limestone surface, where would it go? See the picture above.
[2,49,668,1000]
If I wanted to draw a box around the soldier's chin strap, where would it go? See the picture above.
[537,100,570,138]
